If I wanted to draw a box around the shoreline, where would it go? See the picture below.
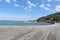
[0,23,57,27]
[0,23,59,29]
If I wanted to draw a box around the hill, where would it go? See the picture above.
[37,12,60,22]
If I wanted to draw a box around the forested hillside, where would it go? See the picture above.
[37,12,60,22]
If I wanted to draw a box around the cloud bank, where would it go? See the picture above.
[0,13,31,20]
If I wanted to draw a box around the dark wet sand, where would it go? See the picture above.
[0,23,60,40]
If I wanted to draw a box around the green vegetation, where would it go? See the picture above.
[37,12,60,22]
[28,20,37,23]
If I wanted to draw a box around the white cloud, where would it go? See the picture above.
[41,0,45,2]
[27,0,36,8]
[4,0,17,3]
[47,0,51,2]
[5,0,11,3]
[40,4,45,8]
[46,4,51,7]
[14,3,20,7]
[0,13,31,20]
[40,4,51,11]
[13,0,16,2]
[24,7,27,11]
[55,5,60,12]
[55,0,60,1]
[44,7,50,10]
[23,0,36,13]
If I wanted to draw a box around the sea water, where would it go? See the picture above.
[0,20,52,26]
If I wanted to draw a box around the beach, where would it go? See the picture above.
[0,23,60,40]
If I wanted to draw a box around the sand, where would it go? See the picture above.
[0,23,60,40]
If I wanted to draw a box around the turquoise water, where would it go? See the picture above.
[0,20,52,26]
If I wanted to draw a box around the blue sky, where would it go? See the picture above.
[0,0,60,20]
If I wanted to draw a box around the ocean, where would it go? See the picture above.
[0,20,52,26]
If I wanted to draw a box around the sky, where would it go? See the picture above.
[0,0,60,20]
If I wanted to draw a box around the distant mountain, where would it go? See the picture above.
[37,12,60,22]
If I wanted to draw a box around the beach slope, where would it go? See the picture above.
[0,23,60,40]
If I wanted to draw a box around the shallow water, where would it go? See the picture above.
[0,20,52,26]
